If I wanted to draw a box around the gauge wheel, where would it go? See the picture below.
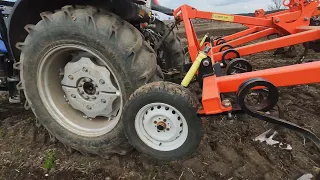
[123,82,203,161]
[16,6,160,157]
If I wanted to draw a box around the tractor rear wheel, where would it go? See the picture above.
[16,6,160,157]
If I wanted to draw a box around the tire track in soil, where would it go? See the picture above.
[0,30,319,180]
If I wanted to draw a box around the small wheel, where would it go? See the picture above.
[221,49,241,65]
[219,44,234,52]
[226,58,253,75]
[123,82,202,161]
[216,38,226,46]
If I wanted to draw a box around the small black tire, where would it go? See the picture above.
[123,82,203,161]
[219,44,234,52]
[17,6,160,157]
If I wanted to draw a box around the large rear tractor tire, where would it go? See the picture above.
[16,6,160,157]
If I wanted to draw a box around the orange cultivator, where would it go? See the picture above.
[122,0,320,161]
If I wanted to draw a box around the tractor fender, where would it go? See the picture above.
[7,0,92,61]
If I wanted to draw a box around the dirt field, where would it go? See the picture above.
[0,25,319,180]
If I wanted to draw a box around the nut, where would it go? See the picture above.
[71,94,76,98]
[99,79,105,85]
[202,60,210,67]
[86,105,92,110]
[68,75,74,80]
[222,99,232,107]
[101,99,106,103]
[82,67,88,72]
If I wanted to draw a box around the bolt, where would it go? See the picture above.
[96,92,100,95]
[304,17,309,21]
[166,128,170,131]
[101,99,107,103]
[71,94,76,98]
[92,96,97,100]
[80,91,84,95]
[95,84,98,88]
[202,60,210,67]
[88,78,93,83]
[275,18,280,23]
[99,79,105,85]
[86,105,92,110]
[85,96,89,100]
[68,75,74,80]
[154,121,157,124]
[222,99,232,107]
[82,67,88,72]
[163,119,167,122]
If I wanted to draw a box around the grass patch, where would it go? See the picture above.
[43,150,56,170]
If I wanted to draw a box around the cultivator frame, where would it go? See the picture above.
[174,0,320,62]
[175,0,320,114]
[175,0,320,145]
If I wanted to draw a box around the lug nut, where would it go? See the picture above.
[71,94,76,98]
[99,79,105,85]
[82,67,88,72]
[275,18,280,23]
[85,96,89,100]
[101,99,106,103]
[86,105,92,110]
[68,75,74,80]
[222,99,232,107]
[166,128,170,131]
[96,92,100,95]
[304,17,309,21]
[154,121,157,124]
[92,96,97,100]
[80,91,84,95]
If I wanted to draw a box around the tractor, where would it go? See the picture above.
[0,0,185,157]
[0,0,319,161]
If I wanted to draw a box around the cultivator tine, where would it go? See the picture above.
[237,78,320,148]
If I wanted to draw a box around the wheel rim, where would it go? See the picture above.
[135,103,188,151]
[37,44,123,137]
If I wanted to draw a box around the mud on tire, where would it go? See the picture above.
[16,5,160,157]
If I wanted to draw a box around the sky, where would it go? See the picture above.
[157,0,272,19]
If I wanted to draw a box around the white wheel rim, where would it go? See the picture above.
[135,103,188,151]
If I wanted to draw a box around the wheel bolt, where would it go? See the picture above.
[99,79,105,85]
[222,99,232,107]
[83,67,88,72]
[92,96,97,100]
[96,92,100,95]
[86,105,92,110]
[163,119,167,122]
[68,75,74,80]
[80,91,84,95]
[71,94,76,98]
[166,128,170,131]
[101,99,106,103]
[85,96,89,100]
[154,121,157,124]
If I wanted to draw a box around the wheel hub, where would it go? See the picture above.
[61,57,121,118]
[135,103,188,151]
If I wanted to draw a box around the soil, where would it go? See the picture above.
[0,27,320,180]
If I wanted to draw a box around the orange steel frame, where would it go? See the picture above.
[173,0,320,115]
[173,0,320,62]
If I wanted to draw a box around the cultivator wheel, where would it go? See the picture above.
[122,82,202,161]
[16,6,161,157]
